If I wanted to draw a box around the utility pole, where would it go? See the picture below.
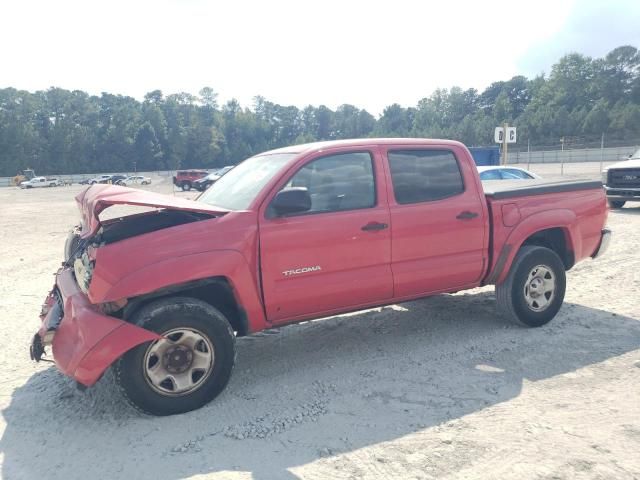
[560,137,565,176]
[502,122,509,165]
[600,132,604,173]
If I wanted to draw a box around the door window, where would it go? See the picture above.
[388,150,464,204]
[277,152,376,215]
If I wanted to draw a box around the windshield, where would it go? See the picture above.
[198,153,295,210]
[631,148,640,159]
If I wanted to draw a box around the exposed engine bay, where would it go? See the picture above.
[97,209,215,245]
[64,208,218,294]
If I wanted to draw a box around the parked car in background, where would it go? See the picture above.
[87,174,127,184]
[477,166,541,180]
[118,175,151,186]
[20,176,59,188]
[105,175,127,184]
[34,138,610,415]
[601,147,640,209]
[89,175,113,184]
[173,170,208,191]
[194,165,235,191]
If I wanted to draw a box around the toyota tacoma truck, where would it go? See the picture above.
[31,138,611,416]
[601,147,640,208]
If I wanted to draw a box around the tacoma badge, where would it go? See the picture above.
[282,266,322,276]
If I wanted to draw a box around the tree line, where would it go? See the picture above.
[0,45,638,176]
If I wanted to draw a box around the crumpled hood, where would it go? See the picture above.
[76,184,229,238]
[606,158,640,170]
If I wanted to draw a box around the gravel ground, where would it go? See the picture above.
[0,170,639,480]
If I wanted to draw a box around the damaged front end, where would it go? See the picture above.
[31,268,162,386]
[31,184,228,386]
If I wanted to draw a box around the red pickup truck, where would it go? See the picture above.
[31,139,611,415]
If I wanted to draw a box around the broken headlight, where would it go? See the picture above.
[73,251,94,294]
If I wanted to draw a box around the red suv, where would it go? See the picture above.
[172,170,208,191]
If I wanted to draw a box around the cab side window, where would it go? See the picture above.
[281,152,375,214]
[388,150,464,204]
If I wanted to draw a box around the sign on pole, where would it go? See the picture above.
[494,127,517,143]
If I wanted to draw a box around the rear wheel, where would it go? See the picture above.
[607,200,625,209]
[114,297,235,416]
[181,181,191,191]
[496,246,566,327]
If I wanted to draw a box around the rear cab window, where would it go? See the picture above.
[387,149,464,204]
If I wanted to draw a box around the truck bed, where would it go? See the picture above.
[482,178,603,200]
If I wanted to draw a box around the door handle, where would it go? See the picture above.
[456,211,479,220]
[361,222,388,231]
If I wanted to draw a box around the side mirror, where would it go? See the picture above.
[271,188,311,216]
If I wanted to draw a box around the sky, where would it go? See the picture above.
[2,0,639,114]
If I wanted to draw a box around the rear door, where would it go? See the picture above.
[383,146,487,297]
[259,148,393,323]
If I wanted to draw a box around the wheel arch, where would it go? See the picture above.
[92,249,268,334]
[489,209,579,285]
[123,277,250,336]
[521,227,575,270]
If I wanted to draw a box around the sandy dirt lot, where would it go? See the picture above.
[0,173,639,480]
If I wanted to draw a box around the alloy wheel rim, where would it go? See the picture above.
[143,328,215,396]
[523,264,556,312]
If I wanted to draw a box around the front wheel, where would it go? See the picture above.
[114,297,235,416]
[496,245,566,327]
[607,200,625,209]
[181,182,191,191]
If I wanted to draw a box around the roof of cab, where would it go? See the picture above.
[261,138,465,156]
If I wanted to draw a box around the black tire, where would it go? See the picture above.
[181,182,191,191]
[114,297,235,416]
[607,200,625,209]
[496,245,566,327]
[63,229,81,262]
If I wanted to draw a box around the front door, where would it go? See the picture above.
[259,149,393,324]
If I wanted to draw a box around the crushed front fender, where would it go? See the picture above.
[33,268,161,386]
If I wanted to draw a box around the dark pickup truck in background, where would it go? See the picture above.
[602,148,640,208]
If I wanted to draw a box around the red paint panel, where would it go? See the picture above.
[44,269,161,385]
[73,323,161,386]
[382,144,488,297]
[501,203,521,227]
[258,146,393,323]
[484,188,608,284]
